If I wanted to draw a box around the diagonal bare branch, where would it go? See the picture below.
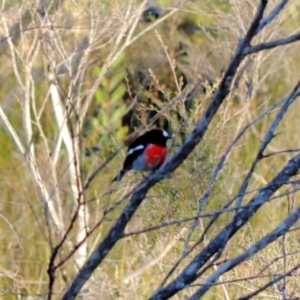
[256,0,288,34]
[150,152,300,300]
[187,203,300,299]
[61,1,269,299]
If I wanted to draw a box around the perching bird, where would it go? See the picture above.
[140,6,162,22]
[113,129,171,182]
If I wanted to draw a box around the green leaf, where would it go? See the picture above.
[111,52,125,69]
[95,89,104,103]
[100,110,108,126]
[110,72,125,91]
[116,126,128,140]
[100,77,108,89]
[111,85,126,103]
[112,107,123,123]
[93,65,101,75]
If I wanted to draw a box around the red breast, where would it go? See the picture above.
[144,144,167,168]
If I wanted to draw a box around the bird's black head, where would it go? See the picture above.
[142,129,171,146]
[128,129,171,149]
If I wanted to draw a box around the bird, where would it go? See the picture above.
[112,129,171,182]
[140,6,162,22]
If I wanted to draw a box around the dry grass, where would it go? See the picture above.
[1,0,300,299]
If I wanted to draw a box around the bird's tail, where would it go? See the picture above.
[112,169,127,182]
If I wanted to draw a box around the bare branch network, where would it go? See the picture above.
[62,0,300,299]
[0,0,300,299]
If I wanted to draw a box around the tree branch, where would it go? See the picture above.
[246,32,300,55]
[187,204,300,299]
[60,1,268,298]
[150,152,300,300]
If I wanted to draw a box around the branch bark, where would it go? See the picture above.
[60,1,269,299]
[150,152,300,299]
[188,203,300,299]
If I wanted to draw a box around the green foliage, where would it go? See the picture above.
[83,53,128,156]
[2,1,300,299]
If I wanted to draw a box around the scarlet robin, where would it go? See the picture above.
[113,129,171,182]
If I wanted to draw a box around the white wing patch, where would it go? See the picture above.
[127,145,144,156]
[162,130,169,138]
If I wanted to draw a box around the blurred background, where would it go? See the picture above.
[1,0,300,299]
